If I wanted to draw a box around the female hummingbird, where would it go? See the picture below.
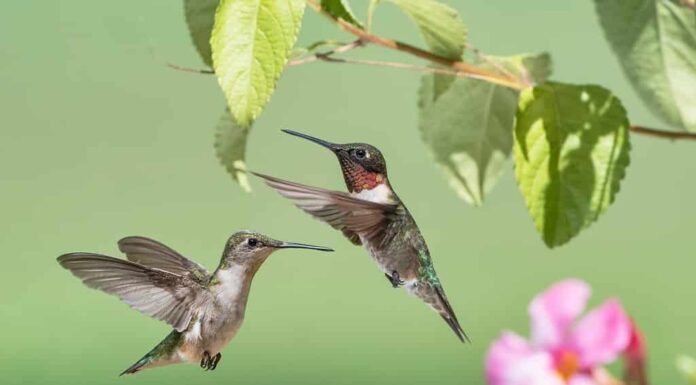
[57,231,332,374]
[252,130,468,342]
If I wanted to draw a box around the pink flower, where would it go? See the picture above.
[485,279,632,385]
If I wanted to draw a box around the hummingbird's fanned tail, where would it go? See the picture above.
[120,331,182,375]
[433,286,470,343]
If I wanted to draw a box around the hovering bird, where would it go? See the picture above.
[252,129,468,342]
[57,231,332,374]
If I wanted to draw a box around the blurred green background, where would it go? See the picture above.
[1,1,695,384]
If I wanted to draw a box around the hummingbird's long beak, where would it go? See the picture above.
[282,129,337,150]
[276,241,334,252]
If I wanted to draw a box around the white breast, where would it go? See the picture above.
[185,320,202,342]
[214,266,246,307]
[352,183,394,204]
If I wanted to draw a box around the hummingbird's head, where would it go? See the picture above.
[282,129,388,193]
[222,230,333,267]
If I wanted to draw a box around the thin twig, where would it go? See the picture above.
[311,55,473,78]
[166,63,214,75]
[629,126,696,141]
[305,0,525,90]
[287,39,363,66]
[167,40,363,73]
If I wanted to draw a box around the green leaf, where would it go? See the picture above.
[513,82,631,247]
[215,109,252,192]
[595,0,696,132]
[514,53,553,86]
[385,0,466,59]
[418,53,552,206]
[321,0,362,28]
[677,355,696,384]
[211,0,305,126]
[184,0,218,67]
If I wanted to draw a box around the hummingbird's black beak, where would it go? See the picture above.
[282,129,338,151]
[277,241,334,252]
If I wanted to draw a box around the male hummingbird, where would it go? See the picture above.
[252,130,468,342]
[57,230,332,374]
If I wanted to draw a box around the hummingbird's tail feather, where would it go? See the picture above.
[439,313,469,343]
[120,331,182,375]
[408,282,470,343]
[433,286,470,343]
[120,356,151,376]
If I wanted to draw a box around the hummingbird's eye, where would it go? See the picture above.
[355,149,366,159]
[247,238,258,247]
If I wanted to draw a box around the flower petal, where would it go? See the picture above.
[624,321,648,385]
[486,331,565,385]
[529,279,591,349]
[568,374,597,385]
[571,299,631,368]
[486,331,534,385]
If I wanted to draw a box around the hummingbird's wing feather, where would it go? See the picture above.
[118,236,210,284]
[254,173,398,245]
[58,253,210,332]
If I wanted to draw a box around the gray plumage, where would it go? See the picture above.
[57,231,332,374]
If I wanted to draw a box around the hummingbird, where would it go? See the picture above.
[252,129,468,342]
[57,230,332,375]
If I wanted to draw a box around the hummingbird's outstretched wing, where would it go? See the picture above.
[58,253,210,332]
[253,172,399,245]
[118,236,210,284]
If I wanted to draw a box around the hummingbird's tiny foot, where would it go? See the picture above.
[209,353,221,370]
[386,271,404,288]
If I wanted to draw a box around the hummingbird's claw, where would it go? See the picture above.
[200,351,221,371]
[201,351,211,369]
[386,271,405,288]
[209,353,221,371]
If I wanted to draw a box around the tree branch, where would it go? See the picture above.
[305,0,696,142]
[305,0,525,90]
[168,1,696,143]
[629,126,696,141]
